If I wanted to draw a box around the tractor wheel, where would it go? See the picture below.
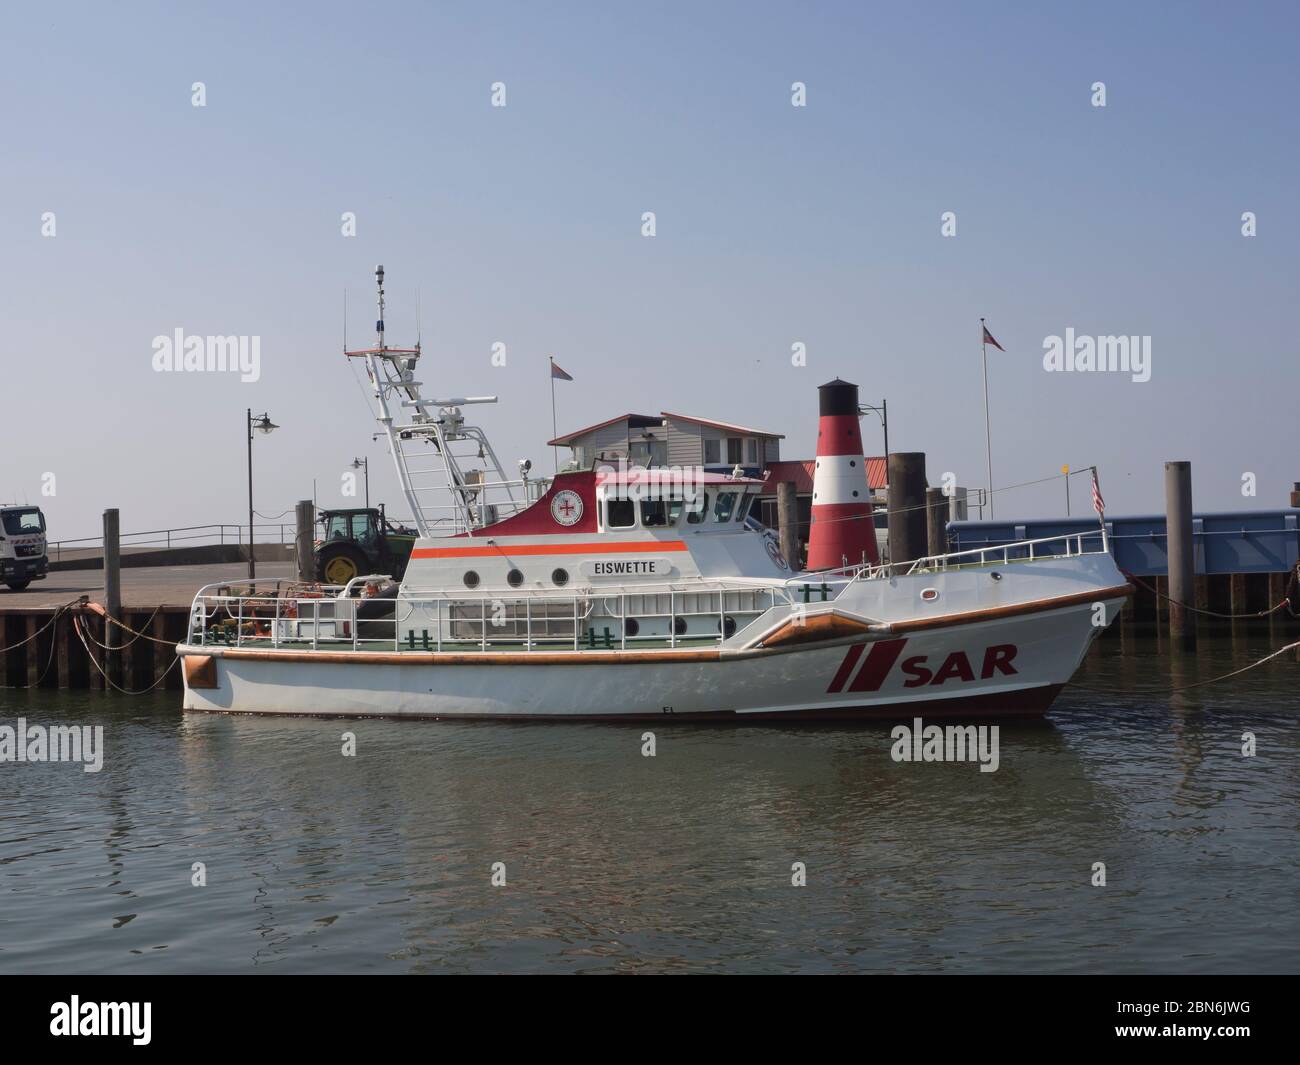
[317,544,369,587]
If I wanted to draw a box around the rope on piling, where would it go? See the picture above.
[1070,640,1300,696]
[72,614,180,694]
[98,605,174,647]
[1125,566,1299,621]
[0,599,83,653]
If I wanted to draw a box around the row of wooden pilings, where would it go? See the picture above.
[0,605,191,692]
[775,456,1297,647]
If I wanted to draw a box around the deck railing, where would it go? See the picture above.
[186,576,796,653]
[790,528,1110,589]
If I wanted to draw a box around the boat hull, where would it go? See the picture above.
[179,594,1122,722]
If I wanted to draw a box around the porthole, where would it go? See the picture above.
[552,567,570,586]
[672,617,687,636]
[625,618,641,637]
[463,570,480,589]
[717,615,737,638]
[921,588,939,602]
[507,568,524,587]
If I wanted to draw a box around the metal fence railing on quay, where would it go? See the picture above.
[47,523,297,563]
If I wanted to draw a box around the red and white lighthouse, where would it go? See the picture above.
[806,378,880,570]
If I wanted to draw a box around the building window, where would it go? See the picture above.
[606,497,636,528]
[726,437,743,465]
[703,439,720,465]
[745,438,758,464]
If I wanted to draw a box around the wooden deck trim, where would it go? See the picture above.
[203,646,722,666]
[883,584,1134,634]
[760,612,876,648]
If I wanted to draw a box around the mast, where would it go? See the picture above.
[344,266,525,539]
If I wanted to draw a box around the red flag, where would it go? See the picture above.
[982,324,1004,351]
[1091,469,1105,517]
[550,359,573,381]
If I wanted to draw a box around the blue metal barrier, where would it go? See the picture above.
[948,510,1300,576]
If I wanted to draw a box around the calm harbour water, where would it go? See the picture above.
[1,637,1296,974]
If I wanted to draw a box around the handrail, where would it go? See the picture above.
[791,529,1110,588]
[185,575,785,651]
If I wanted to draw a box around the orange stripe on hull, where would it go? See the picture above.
[411,540,689,560]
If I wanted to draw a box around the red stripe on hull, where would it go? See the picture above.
[846,638,907,691]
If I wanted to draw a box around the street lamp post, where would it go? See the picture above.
[246,409,279,580]
[858,399,889,485]
[351,457,369,509]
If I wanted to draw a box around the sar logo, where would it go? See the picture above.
[551,490,584,526]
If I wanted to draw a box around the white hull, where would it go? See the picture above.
[180,591,1125,721]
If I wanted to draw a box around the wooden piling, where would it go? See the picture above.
[153,612,169,685]
[56,613,71,688]
[104,508,121,686]
[25,616,40,686]
[925,487,947,557]
[295,499,315,584]
[887,452,927,572]
[1229,573,1248,633]
[776,481,799,570]
[1164,461,1196,648]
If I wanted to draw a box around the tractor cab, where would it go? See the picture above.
[315,507,417,585]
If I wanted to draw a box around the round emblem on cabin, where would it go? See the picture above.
[765,536,789,570]
[551,490,584,527]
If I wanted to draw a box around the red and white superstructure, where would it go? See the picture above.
[177,271,1131,722]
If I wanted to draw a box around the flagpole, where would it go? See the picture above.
[549,356,558,474]
[980,317,994,520]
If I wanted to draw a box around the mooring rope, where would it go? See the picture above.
[1069,640,1300,696]
[1124,568,1299,621]
[72,614,180,694]
[0,599,83,653]
[99,606,175,647]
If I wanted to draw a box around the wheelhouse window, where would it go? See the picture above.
[713,491,739,523]
[641,494,686,527]
[686,491,710,524]
[605,497,636,529]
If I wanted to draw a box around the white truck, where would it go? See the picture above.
[0,504,48,591]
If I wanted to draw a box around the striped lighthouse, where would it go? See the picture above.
[806,378,880,570]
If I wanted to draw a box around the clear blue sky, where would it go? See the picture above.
[3,1,1297,538]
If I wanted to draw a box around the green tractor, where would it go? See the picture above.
[314,507,418,586]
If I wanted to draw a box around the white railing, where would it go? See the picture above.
[186,575,796,653]
[791,528,1111,589]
